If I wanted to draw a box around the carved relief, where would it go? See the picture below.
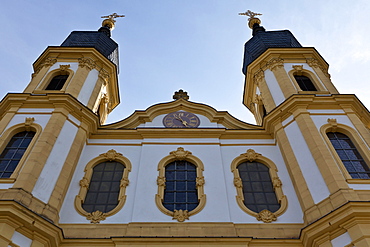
[173,209,190,222]
[241,149,261,162]
[306,58,331,78]
[99,69,110,85]
[196,176,205,187]
[234,177,243,188]
[99,149,123,161]
[157,176,166,186]
[25,117,35,131]
[267,58,284,71]
[86,210,107,224]
[257,209,277,223]
[272,177,282,188]
[253,69,265,85]
[78,58,96,70]
[327,118,338,131]
[170,147,192,160]
[59,64,70,71]
[79,177,89,188]
[33,57,57,77]
[292,65,303,76]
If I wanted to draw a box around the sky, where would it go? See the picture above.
[0,0,369,125]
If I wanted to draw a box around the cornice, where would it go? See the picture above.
[104,99,260,130]
[0,93,99,133]
[263,94,370,135]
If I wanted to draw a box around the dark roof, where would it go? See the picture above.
[61,30,119,72]
[242,29,302,74]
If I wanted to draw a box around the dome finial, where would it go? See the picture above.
[100,13,125,31]
[239,10,262,29]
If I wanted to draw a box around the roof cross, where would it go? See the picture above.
[101,13,125,22]
[239,10,262,20]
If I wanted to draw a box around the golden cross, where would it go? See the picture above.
[101,13,125,22]
[239,10,262,20]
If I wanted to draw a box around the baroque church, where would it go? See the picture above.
[0,12,370,247]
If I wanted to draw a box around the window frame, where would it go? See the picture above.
[288,65,327,93]
[35,65,74,93]
[230,149,287,223]
[321,119,370,183]
[74,149,131,223]
[0,118,41,183]
[156,147,206,222]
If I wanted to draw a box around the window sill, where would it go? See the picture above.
[346,179,370,184]
[0,178,16,183]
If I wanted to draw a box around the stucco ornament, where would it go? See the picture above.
[79,177,89,188]
[157,176,166,186]
[241,149,261,162]
[78,57,96,70]
[267,58,284,71]
[327,118,338,131]
[86,210,106,224]
[173,209,190,222]
[120,178,129,187]
[25,117,35,131]
[196,176,205,187]
[99,149,123,161]
[234,177,243,188]
[170,147,192,160]
[272,177,282,188]
[257,209,277,223]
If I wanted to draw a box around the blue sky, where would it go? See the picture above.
[1,1,369,124]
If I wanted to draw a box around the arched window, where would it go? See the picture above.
[156,147,206,222]
[75,149,131,223]
[82,161,125,213]
[327,132,369,179]
[294,75,317,91]
[237,161,280,213]
[0,131,35,178]
[45,74,68,90]
[163,160,198,212]
[231,149,287,223]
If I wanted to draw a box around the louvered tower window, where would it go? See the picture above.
[327,132,369,179]
[45,74,68,90]
[294,75,317,91]
[0,131,35,178]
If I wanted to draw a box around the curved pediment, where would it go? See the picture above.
[103,99,260,130]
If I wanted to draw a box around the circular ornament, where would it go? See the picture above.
[163,111,200,128]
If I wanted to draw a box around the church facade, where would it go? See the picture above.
[0,14,369,247]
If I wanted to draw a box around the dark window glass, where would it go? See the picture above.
[294,75,317,91]
[163,161,198,212]
[237,162,280,213]
[327,132,369,179]
[82,161,125,213]
[45,74,68,90]
[0,131,35,178]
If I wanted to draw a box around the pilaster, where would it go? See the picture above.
[13,108,68,191]
[254,69,276,112]
[66,58,96,98]
[274,122,316,215]
[48,122,88,212]
[267,58,296,98]
[292,108,349,194]
[306,58,338,94]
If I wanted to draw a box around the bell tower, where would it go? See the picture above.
[240,11,339,125]
[23,14,123,124]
